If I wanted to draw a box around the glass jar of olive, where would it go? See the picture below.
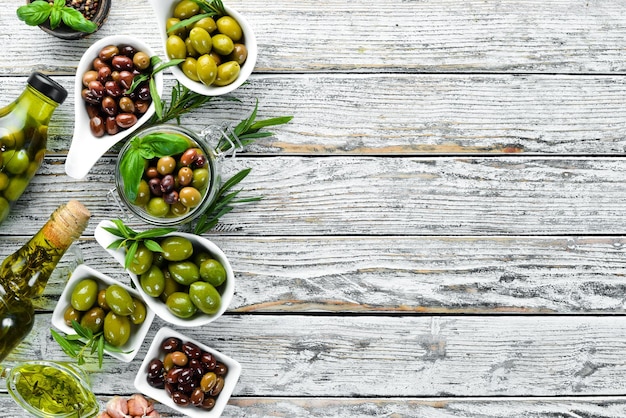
[115,124,223,226]
[0,72,68,226]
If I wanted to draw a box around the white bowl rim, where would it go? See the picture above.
[50,263,156,362]
[94,220,235,328]
[134,326,242,418]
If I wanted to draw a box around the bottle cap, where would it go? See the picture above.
[27,72,68,104]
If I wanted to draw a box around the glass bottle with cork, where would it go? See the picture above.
[0,72,68,226]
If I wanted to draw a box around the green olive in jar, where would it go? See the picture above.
[216,16,243,41]
[166,292,197,318]
[166,35,187,60]
[129,244,154,275]
[168,261,200,285]
[213,61,240,87]
[0,197,9,222]
[140,265,166,297]
[161,236,194,261]
[189,281,221,314]
[179,187,202,208]
[189,27,213,55]
[134,180,151,206]
[191,168,210,190]
[147,197,170,218]
[103,311,131,347]
[105,284,135,316]
[196,54,217,86]
[80,306,106,334]
[70,279,99,311]
[3,149,30,174]
[3,177,29,202]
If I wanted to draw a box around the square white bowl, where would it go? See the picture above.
[51,263,155,362]
[94,219,235,328]
[134,327,242,418]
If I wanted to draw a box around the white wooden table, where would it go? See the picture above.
[2,0,626,416]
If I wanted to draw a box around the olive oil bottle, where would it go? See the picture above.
[0,72,68,226]
[0,200,90,363]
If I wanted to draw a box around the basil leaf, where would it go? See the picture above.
[49,7,61,29]
[53,0,65,8]
[61,7,97,33]
[140,133,190,157]
[119,147,146,202]
[16,1,52,26]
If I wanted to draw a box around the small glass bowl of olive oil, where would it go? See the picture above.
[5,360,99,417]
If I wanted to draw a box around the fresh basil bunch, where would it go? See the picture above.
[17,0,98,33]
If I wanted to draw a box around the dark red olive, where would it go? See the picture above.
[137,85,151,101]
[101,96,118,117]
[82,88,101,105]
[165,382,176,397]
[214,362,228,376]
[118,70,135,90]
[105,116,119,135]
[112,55,134,71]
[98,66,112,83]
[105,80,122,97]
[172,392,190,406]
[85,104,100,119]
[147,358,164,379]
[190,387,204,406]
[88,80,105,98]
[182,342,202,359]
[199,397,216,410]
[165,367,183,384]
[119,44,138,57]
[146,167,159,178]
[188,358,204,376]
[148,178,163,196]
[177,367,194,385]
[147,375,165,389]
[163,191,179,204]
[209,376,225,396]
[135,100,150,114]
[160,174,175,194]
[92,57,107,70]
[178,380,197,394]
[89,116,105,137]
[200,352,217,370]
[115,113,138,129]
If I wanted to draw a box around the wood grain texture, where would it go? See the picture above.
[3,0,626,74]
[5,315,626,397]
[3,236,625,314]
[2,156,626,236]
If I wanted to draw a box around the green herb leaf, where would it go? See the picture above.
[60,6,97,33]
[51,329,79,357]
[150,77,163,120]
[97,336,104,369]
[16,1,52,26]
[143,239,164,252]
[50,7,61,29]
[53,0,65,7]
[135,228,177,239]
[71,320,93,340]
[167,13,213,34]
[140,133,190,156]
[119,145,146,203]
[152,58,185,74]
[126,241,139,270]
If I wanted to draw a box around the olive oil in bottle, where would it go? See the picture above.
[0,200,90,362]
[0,72,68,226]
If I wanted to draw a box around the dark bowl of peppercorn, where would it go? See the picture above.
[26,0,111,40]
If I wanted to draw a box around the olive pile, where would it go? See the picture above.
[81,44,153,137]
[146,337,229,410]
[132,138,211,219]
[65,278,147,347]
[166,0,247,87]
[130,236,226,319]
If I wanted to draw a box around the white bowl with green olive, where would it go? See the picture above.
[51,263,155,362]
[148,0,257,96]
[94,220,235,328]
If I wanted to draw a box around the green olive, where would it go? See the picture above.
[194,16,216,33]
[0,197,9,223]
[185,38,198,57]
[166,292,198,318]
[97,289,109,311]
[173,0,200,19]
[168,261,200,285]
[103,311,131,347]
[216,16,242,41]
[161,236,194,261]
[166,17,186,37]
[130,298,147,325]
[160,272,182,303]
[147,197,170,218]
[129,244,154,275]
[3,177,29,202]
[213,61,240,87]
[194,251,211,266]
[3,149,30,174]
[211,34,234,56]
[134,180,150,206]
[191,168,210,190]
[189,27,213,55]
[200,259,227,287]
[189,281,222,314]
[105,284,135,316]
[170,201,189,217]
[157,156,176,175]
[196,54,217,86]
[166,35,187,60]
[182,57,200,82]
[0,173,9,191]
[70,279,99,311]
[179,186,202,208]
[63,305,82,327]
[133,51,151,70]
[140,265,166,297]
[80,306,106,333]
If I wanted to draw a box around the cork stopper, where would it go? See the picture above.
[42,200,91,249]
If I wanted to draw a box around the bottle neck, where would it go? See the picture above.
[15,86,60,125]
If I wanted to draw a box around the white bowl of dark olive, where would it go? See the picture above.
[94,220,235,328]
[51,263,155,362]
[66,35,164,179]
[148,0,257,96]
[135,327,241,417]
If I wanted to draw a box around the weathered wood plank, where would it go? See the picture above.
[1,395,626,418]
[2,156,626,236]
[4,74,626,155]
[6,315,626,397]
[3,0,626,74]
[4,236,626,314]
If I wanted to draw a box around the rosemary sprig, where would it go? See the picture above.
[148,82,216,125]
[51,321,129,369]
[102,219,176,270]
[191,0,227,17]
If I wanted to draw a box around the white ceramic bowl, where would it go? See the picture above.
[148,0,257,96]
[65,35,164,179]
[51,263,155,362]
[135,327,242,418]
[94,220,235,328]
